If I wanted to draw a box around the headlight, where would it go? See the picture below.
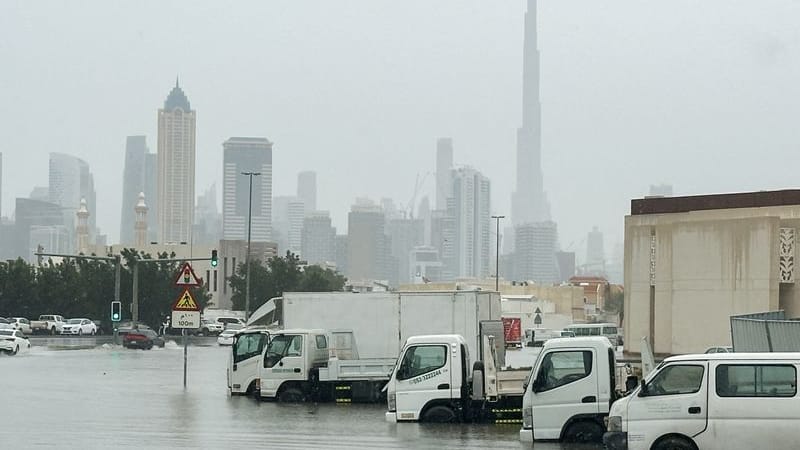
[388,392,396,412]
[607,415,622,432]
[522,407,533,429]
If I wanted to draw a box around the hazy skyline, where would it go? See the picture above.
[3,0,800,253]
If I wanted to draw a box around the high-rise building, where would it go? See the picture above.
[513,221,558,283]
[649,184,673,197]
[512,0,549,226]
[334,234,348,275]
[120,136,157,245]
[436,138,454,210]
[272,196,305,256]
[430,207,456,280]
[222,137,273,244]
[387,217,424,285]
[347,200,390,282]
[409,246,443,283]
[134,193,149,248]
[194,184,221,245]
[450,167,491,278]
[585,226,605,275]
[301,211,336,265]
[297,171,317,213]
[14,198,65,261]
[49,153,96,250]
[76,199,90,254]
[157,79,196,244]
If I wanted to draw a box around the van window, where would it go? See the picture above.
[715,364,797,397]
[397,345,446,381]
[645,364,704,396]
[536,350,593,392]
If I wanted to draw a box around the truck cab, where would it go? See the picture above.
[385,334,470,422]
[228,327,270,395]
[258,329,329,401]
[519,336,616,443]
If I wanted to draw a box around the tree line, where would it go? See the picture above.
[0,250,345,330]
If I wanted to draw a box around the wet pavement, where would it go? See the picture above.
[0,341,602,449]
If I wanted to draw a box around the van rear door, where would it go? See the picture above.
[627,361,708,447]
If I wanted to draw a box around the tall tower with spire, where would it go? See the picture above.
[76,198,90,254]
[157,78,196,243]
[512,0,550,226]
[134,192,149,248]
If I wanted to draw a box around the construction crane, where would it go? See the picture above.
[402,172,431,219]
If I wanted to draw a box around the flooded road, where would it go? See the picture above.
[0,342,601,449]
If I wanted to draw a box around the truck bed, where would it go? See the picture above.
[496,368,529,396]
[319,358,396,382]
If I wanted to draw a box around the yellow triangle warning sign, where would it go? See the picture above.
[172,289,200,311]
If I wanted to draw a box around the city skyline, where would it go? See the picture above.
[4,1,800,255]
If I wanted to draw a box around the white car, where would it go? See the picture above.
[197,319,224,336]
[0,329,31,355]
[9,318,32,334]
[60,318,97,336]
[216,324,244,346]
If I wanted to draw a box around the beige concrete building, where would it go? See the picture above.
[157,80,196,244]
[625,190,800,356]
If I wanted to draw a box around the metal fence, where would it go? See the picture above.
[731,310,800,352]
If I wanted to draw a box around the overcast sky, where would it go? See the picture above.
[3,0,800,259]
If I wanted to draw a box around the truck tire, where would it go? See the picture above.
[652,436,697,450]
[278,386,305,403]
[563,420,603,443]
[422,405,456,423]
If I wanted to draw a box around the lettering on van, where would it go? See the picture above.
[410,369,444,385]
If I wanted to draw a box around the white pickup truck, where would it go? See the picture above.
[31,315,66,335]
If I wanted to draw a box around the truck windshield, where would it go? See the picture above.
[264,334,303,368]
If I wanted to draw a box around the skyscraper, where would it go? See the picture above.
[222,137,273,243]
[297,171,317,212]
[301,211,336,265]
[272,196,304,255]
[585,226,605,275]
[513,221,558,283]
[436,138,454,210]
[347,199,390,282]
[450,167,491,278]
[49,153,96,250]
[194,183,222,245]
[512,0,549,226]
[120,136,157,245]
[157,79,196,244]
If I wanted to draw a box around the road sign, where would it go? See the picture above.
[171,310,201,329]
[171,288,200,311]
[174,262,202,287]
[534,313,542,326]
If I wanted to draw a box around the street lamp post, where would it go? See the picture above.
[242,171,261,321]
[491,215,505,292]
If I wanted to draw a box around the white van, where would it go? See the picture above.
[604,353,800,450]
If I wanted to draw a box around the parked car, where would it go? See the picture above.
[216,324,244,346]
[8,318,32,334]
[0,329,31,355]
[704,346,733,354]
[122,328,165,350]
[196,319,224,336]
[60,318,98,336]
[0,317,13,330]
[215,317,246,329]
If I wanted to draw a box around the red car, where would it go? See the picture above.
[122,328,165,350]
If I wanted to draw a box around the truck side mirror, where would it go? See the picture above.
[638,378,649,397]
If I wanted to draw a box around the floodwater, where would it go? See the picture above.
[0,340,601,449]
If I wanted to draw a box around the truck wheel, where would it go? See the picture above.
[422,405,456,423]
[563,420,603,443]
[278,387,305,403]
[653,436,697,450]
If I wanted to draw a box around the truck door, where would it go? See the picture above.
[260,333,307,398]
[530,348,599,440]
[394,344,451,421]
[229,331,269,393]
[627,362,708,448]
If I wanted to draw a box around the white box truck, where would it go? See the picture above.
[227,290,504,401]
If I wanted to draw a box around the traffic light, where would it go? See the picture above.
[211,249,218,267]
[111,301,122,322]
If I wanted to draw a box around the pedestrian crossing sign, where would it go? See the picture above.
[171,288,200,311]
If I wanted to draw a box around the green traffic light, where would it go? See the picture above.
[211,249,218,267]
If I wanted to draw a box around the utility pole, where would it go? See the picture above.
[241,171,261,321]
[491,215,505,292]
